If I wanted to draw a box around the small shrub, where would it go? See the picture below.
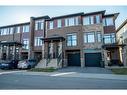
[29,67,56,72]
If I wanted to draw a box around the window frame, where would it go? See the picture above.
[84,32,95,43]
[67,33,77,46]
[35,20,44,30]
[23,25,29,33]
[34,37,43,46]
[22,39,29,49]
[49,21,53,29]
[104,33,116,44]
[57,19,62,28]
[103,17,114,26]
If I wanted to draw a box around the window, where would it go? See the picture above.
[49,21,53,29]
[104,33,116,44]
[57,19,62,28]
[15,26,20,33]
[84,32,95,43]
[103,18,114,26]
[0,29,4,35]
[23,25,29,32]
[97,32,101,42]
[65,17,79,27]
[23,39,29,49]
[9,27,14,34]
[95,15,100,24]
[35,20,44,30]
[34,37,43,46]
[69,18,75,26]
[83,16,94,25]
[67,33,77,46]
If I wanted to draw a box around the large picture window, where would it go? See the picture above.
[67,33,77,46]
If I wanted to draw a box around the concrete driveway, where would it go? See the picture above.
[57,67,112,74]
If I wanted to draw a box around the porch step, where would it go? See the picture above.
[35,59,58,68]
[35,59,46,68]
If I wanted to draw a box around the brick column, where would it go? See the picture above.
[13,45,16,60]
[19,47,22,60]
[28,17,35,59]
[6,45,10,60]
[50,41,54,58]
[42,41,45,59]
[103,50,108,67]
[80,49,84,68]
[0,45,3,60]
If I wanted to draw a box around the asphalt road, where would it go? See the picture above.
[0,72,127,89]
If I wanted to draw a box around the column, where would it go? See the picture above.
[28,17,35,59]
[13,45,16,60]
[18,47,22,60]
[104,50,108,67]
[42,41,45,59]
[50,41,54,58]
[6,45,10,60]
[0,45,3,60]
[80,49,84,68]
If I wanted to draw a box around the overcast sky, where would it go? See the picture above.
[0,6,127,28]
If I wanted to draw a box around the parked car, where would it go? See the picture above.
[0,60,18,69]
[17,59,37,69]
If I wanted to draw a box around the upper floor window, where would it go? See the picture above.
[57,19,62,28]
[35,20,44,30]
[49,21,53,29]
[83,16,94,25]
[65,17,79,27]
[104,33,116,44]
[84,32,95,43]
[103,18,114,26]
[0,28,10,35]
[23,25,29,32]
[15,26,20,33]
[95,15,101,24]
[34,37,43,46]
[23,39,29,49]
[9,27,14,34]
[67,33,77,46]
[97,31,101,42]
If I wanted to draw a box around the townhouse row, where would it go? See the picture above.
[0,10,125,68]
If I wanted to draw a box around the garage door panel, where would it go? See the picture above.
[68,53,80,66]
[85,53,101,67]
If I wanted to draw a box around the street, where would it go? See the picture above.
[0,70,127,89]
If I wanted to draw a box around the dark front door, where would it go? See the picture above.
[68,53,80,66]
[85,53,101,67]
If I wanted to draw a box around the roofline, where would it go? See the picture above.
[0,15,50,28]
[82,10,106,16]
[103,13,119,20]
[32,15,50,20]
[0,22,30,29]
[46,12,84,21]
[116,19,127,32]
